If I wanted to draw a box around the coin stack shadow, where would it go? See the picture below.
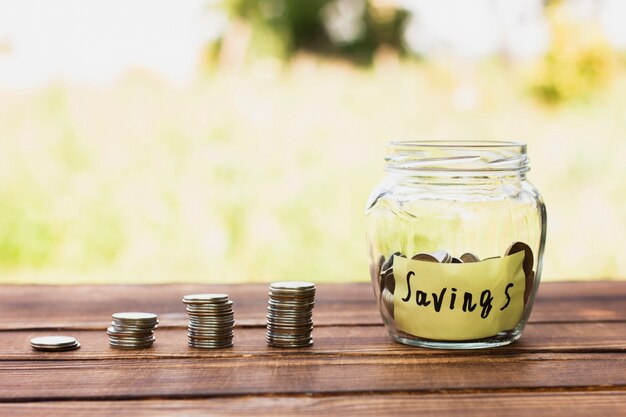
[183,294,234,349]
[107,312,158,350]
[266,281,316,348]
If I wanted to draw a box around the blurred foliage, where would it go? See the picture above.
[217,0,409,64]
[532,0,614,104]
[2,60,626,283]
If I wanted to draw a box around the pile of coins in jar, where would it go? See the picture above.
[28,281,317,352]
[375,241,535,319]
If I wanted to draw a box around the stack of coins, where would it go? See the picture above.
[266,281,315,348]
[107,312,158,350]
[183,294,234,349]
[30,336,80,352]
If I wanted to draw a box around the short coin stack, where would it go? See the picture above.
[266,281,316,348]
[107,312,158,350]
[30,336,80,352]
[183,294,234,349]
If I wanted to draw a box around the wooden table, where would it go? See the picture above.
[0,281,625,416]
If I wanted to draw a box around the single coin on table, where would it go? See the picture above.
[30,336,81,352]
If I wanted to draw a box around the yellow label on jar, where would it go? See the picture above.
[393,251,525,341]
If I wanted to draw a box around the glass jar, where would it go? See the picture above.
[365,141,546,349]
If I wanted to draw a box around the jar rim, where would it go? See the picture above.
[385,140,529,175]
[388,140,526,149]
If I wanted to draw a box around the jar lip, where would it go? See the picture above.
[385,140,529,175]
[388,140,526,149]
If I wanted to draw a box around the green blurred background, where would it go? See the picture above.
[0,0,624,283]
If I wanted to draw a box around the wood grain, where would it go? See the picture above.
[1,353,626,400]
[0,281,625,330]
[0,281,624,415]
[1,392,626,417]
[1,321,626,361]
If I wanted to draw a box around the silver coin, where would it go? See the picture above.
[188,318,233,324]
[187,329,234,336]
[267,322,313,329]
[187,334,233,341]
[267,310,312,316]
[32,342,81,352]
[187,314,233,320]
[266,328,313,335]
[267,309,313,315]
[505,241,534,276]
[108,337,155,344]
[187,322,234,329]
[269,295,315,301]
[188,339,233,345]
[431,250,452,263]
[183,294,230,304]
[267,320,313,328]
[30,336,78,348]
[188,326,233,332]
[112,312,158,321]
[381,287,394,319]
[108,338,155,343]
[266,329,312,337]
[268,303,313,309]
[268,298,315,305]
[267,321,313,328]
[188,320,234,327]
[111,319,158,327]
[270,281,315,291]
[267,339,313,348]
[188,338,233,342]
[411,253,438,262]
[108,333,155,340]
[188,336,234,342]
[111,320,159,331]
[108,340,155,347]
[189,344,233,349]
[31,336,81,352]
[267,330,313,338]
[269,301,313,307]
[266,318,313,326]
[188,314,234,321]
[267,314,312,321]
[107,335,154,342]
[107,326,153,335]
[266,330,313,339]
[268,323,313,330]
[188,324,234,331]
[187,308,234,317]
[109,343,153,350]
[460,252,480,263]
[186,302,233,310]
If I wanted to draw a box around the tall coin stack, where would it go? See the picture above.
[183,294,234,349]
[107,312,158,350]
[266,281,316,348]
